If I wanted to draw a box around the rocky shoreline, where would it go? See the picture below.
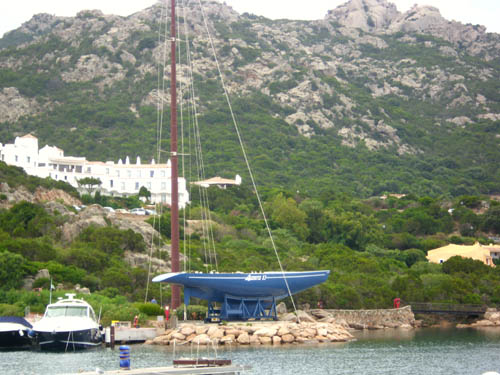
[457,308,500,329]
[147,306,417,347]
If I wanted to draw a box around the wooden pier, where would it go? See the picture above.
[71,364,250,374]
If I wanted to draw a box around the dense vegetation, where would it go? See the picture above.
[1,162,500,322]
[0,6,499,322]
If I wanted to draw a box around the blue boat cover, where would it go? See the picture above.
[0,316,32,328]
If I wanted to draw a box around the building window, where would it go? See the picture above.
[116,170,120,177]
[135,182,139,190]
[38,163,46,167]
[127,170,132,178]
[76,166,82,173]
[64,176,67,180]
[150,170,154,177]
[106,168,109,175]
[1,155,4,161]
[147,182,152,190]
[15,155,18,162]
[86,167,91,173]
[160,170,166,178]
[27,156,31,163]
[110,180,113,188]
[161,182,166,190]
[121,182,126,190]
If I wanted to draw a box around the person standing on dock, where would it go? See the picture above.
[164,305,170,329]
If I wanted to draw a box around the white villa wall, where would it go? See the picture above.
[0,135,189,207]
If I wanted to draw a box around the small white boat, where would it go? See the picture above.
[31,293,103,351]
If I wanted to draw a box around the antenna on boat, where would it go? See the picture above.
[170,0,181,310]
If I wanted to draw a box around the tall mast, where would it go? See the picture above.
[170,0,180,310]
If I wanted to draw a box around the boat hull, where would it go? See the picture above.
[153,270,330,302]
[34,328,102,351]
[0,330,32,350]
[0,318,33,350]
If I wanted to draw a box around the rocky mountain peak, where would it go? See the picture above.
[389,4,490,45]
[389,4,447,34]
[326,0,400,31]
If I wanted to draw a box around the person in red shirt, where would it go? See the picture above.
[164,305,170,322]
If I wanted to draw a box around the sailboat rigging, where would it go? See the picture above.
[154,0,329,321]
[169,0,181,311]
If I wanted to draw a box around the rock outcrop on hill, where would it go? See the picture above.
[0,0,497,155]
[0,183,80,208]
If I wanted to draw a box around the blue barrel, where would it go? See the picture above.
[119,345,130,370]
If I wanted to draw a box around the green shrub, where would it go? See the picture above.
[32,277,50,289]
[99,304,141,327]
[0,303,23,316]
[134,302,163,316]
[175,304,207,320]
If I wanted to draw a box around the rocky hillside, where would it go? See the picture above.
[0,0,499,197]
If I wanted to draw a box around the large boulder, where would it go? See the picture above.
[195,326,209,335]
[259,336,272,344]
[220,334,235,344]
[207,326,224,339]
[253,327,277,337]
[35,269,50,280]
[192,334,211,345]
[296,310,316,322]
[236,332,250,344]
[310,309,331,320]
[281,313,298,322]
[276,302,287,314]
[180,326,195,336]
[281,333,295,343]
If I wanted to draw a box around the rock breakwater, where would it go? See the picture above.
[148,321,354,346]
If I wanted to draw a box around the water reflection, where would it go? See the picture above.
[353,327,416,342]
[1,328,500,375]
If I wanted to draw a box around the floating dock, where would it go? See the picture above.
[71,364,249,374]
[105,326,161,346]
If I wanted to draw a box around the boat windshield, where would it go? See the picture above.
[45,306,88,318]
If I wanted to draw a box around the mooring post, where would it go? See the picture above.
[119,345,130,370]
[110,325,115,349]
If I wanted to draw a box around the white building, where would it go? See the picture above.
[192,175,242,189]
[0,134,189,207]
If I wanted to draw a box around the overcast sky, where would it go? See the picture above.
[0,0,498,38]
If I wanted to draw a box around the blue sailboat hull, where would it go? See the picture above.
[153,270,329,320]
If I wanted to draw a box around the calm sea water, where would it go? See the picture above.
[1,328,500,375]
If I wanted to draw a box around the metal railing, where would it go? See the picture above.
[409,302,487,315]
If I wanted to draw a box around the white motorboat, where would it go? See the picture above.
[31,294,103,351]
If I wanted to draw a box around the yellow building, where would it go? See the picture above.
[427,242,500,267]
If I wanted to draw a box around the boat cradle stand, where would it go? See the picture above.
[206,295,278,322]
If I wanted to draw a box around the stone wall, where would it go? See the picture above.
[325,306,415,329]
